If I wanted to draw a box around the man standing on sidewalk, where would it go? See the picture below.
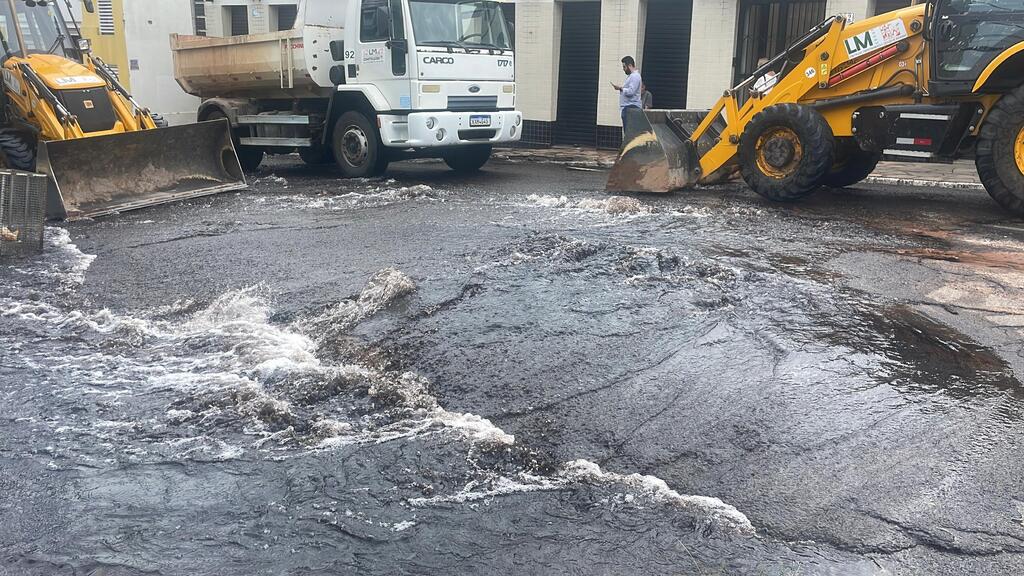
[611,56,642,132]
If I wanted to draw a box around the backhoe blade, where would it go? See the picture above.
[40,119,246,220]
[606,108,702,194]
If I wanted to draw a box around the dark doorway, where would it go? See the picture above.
[555,1,601,146]
[874,0,912,15]
[228,5,249,36]
[642,0,693,109]
[734,0,825,85]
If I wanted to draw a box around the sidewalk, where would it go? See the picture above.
[496,146,984,189]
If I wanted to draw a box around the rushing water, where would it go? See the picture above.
[3,165,1024,574]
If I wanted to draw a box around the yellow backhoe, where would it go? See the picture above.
[0,0,244,220]
[608,0,1024,216]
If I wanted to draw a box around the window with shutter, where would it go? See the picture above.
[274,5,298,31]
[97,0,115,35]
[228,5,248,36]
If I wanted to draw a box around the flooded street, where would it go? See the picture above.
[3,157,1024,574]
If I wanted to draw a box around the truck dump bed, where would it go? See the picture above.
[171,27,339,99]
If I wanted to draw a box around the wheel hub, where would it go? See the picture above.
[762,137,796,168]
[341,126,369,167]
[1014,124,1024,176]
[755,127,803,179]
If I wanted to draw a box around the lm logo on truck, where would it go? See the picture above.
[844,19,908,58]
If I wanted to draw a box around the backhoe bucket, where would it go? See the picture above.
[40,119,246,220]
[606,108,711,194]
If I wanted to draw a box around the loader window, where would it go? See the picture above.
[934,0,1024,81]
[0,1,72,59]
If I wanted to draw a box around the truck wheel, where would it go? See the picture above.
[299,145,334,165]
[332,111,388,177]
[0,130,36,171]
[738,103,834,202]
[976,87,1024,216]
[444,145,492,173]
[205,110,263,171]
[823,138,881,188]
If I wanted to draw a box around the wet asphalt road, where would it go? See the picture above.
[3,156,1024,574]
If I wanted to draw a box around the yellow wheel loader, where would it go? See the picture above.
[608,0,1024,216]
[0,0,244,220]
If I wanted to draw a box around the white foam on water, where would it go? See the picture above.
[297,268,416,338]
[560,459,755,535]
[250,182,443,211]
[408,471,564,506]
[392,520,417,532]
[525,194,653,215]
[408,455,754,536]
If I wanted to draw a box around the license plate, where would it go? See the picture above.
[470,115,491,127]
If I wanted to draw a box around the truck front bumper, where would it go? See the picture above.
[379,111,523,148]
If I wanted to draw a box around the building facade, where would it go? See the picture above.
[515,0,913,149]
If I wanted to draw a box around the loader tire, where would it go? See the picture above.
[205,110,263,171]
[0,130,35,171]
[976,87,1024,216]
[739,103,834,202]
[333,111,388,178]
[824,138,881,188]
[444,145,492,173]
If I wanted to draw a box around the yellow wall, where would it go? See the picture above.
[78,0,131,89]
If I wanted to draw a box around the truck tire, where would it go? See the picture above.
[976,86,1024,216]
[824,138,881,188]
[205,110,264,171]
[738,103,834,202]
[444,145,492,173]
[332,111,388,178]
[0,130,35,171]
[299,145,334,165]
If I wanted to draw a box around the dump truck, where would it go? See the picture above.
[609,0,1024,216]
[0,0,244,220]
[171,0,521,177]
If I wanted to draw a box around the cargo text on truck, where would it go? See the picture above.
[171,0,522,177]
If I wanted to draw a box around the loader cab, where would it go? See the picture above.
[0,0,77,62]
[929,0,1024,95]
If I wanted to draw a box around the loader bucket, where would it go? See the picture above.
[40,119,246,220]
[606,108,711,194]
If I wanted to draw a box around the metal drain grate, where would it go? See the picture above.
[0,170,47,258]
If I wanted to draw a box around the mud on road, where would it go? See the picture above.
[3,156,1024,574]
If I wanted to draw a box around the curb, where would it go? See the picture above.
[862,176,985,190]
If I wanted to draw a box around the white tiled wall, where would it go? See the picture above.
[597,0,645,126]
[685,0,738,109]
[514,0,561,122]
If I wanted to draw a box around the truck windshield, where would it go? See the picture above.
[409,0,511,50]
[0,0,73,59]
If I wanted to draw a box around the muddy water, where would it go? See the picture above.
[3,164,1024,574]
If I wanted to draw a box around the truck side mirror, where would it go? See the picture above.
[83,0,94,13]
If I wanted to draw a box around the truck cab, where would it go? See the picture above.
[343,0,518,148]
[174,0,521,176]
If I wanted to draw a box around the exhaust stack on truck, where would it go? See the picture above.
[172,0,521,177]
